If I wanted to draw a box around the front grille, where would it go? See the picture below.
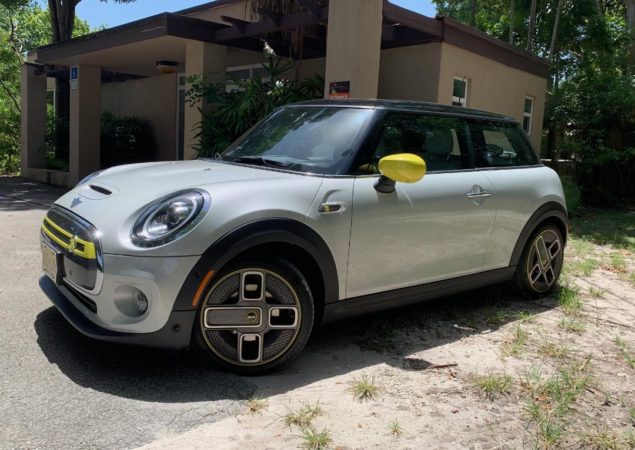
[64,282,98,313]
[42,206,103,295]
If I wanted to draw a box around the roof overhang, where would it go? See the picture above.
[31,0,548,79]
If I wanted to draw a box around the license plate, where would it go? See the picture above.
[41,242,60,284]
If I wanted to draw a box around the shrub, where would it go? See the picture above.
[100,112,157,168]
[560,175,582,217]
[187,56,324,157]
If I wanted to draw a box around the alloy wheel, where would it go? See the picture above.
[525,229,563,293]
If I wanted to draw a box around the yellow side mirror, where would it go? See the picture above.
[375,153,426,193]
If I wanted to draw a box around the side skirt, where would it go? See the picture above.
[322,267,516,324]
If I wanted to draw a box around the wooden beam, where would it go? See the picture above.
[257,8,281,26]
[221,15,249,33]
[214,8,328,42]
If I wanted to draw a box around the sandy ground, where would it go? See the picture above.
[140,250,635,449]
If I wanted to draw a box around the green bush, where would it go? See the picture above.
[100,112,157,168]
[187,56,324,157]
[560,176,582,217]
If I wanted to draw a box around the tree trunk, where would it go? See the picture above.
[626,0,635,71]
[509,0,515,44]
[549,0,564,61]
[471,0,477,27]
[527,0,537,52]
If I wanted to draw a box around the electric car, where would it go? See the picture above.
[40,99,567,374]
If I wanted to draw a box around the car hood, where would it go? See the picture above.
[52,160,325,256]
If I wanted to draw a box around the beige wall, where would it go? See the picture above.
[378,43,442,102]
[436,42,547,151]
[101,73,178,161]
[324,0,384,98]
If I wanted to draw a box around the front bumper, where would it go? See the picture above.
[40,276,195,350]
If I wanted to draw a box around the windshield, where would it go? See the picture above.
[220,106,374,175]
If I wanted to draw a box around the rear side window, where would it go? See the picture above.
[359,112,471,173]
[470,121,539,168]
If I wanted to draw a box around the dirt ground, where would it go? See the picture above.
[136,210,633,449]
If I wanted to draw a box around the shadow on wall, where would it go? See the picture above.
[34,284,557,403]
[0,176,66,212]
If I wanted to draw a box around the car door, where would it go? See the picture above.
[346,112,497,298]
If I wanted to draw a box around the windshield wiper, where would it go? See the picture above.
[232,156,292,169]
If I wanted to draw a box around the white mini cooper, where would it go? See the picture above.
[40,100,567,374]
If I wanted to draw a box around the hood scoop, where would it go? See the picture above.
[78,182,120,200]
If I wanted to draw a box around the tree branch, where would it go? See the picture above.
[0,77,21,114]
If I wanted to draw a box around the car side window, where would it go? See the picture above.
[470,121,539,168]
[358,112,471,174]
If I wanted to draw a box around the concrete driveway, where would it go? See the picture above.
[0,177,254,449]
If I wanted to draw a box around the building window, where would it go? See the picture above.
[523,97,533,134]
[226,64,271,92]
[452,77,468,107]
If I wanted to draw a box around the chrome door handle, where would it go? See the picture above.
[466,192,492,199]
[319,202,347,214]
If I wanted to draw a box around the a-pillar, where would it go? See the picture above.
[20,64,48,173]
[184,41,227,160]
[68,65,101,186]
[324,0,384,99]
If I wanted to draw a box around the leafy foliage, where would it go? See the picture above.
[100,112,157,168]
[187,56,324,157]
[0,1,90,174]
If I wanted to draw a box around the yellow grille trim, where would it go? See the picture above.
[41,217,97,260]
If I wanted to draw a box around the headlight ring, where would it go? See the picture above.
[131,190,210,248]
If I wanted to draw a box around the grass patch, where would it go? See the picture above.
[351,374,379,402]
[614,335,635,369]
[538,341,571,360]
[569,209,635,251]
[558,283,583,316]
[502,324,528,357]
[581,425,622,450]
[247,397,267,414]
[630,407,635,424]
[559,318,586,333]
[516,311,538,323]
[388,419,404,439]
[521,359,593,447]
[284,402,323,428]
[607,253,628,273]
[625,430,635,448]
[485,305,512,326]
[588,287,606,299]
[299,427,332,450]
[472,373,513,400]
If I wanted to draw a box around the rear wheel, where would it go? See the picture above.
[513,224,564,299]
[193,257,314,375]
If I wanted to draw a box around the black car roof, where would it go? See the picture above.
[288,99,518,123]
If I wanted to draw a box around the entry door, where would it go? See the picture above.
[345,112,497,298]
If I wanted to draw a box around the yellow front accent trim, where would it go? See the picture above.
[378,153,427,183]
[41,217,97,260]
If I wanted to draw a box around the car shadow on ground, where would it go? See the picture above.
[34,283,557,404]
[0,176,66,212]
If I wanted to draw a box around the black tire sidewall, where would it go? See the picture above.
[513,224,565,299]
[192,257,314,375]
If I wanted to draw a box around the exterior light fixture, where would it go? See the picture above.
[156,60,178,74]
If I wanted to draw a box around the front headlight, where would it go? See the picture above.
[132,190,210,247]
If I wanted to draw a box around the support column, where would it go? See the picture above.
[324,0,384,99]
[68,65,101,186]
[20,64,48,172]
[184,41,227,160]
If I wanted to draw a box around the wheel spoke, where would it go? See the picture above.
[534,236,550,269]
[529,263,543,284]
[268,306,299,329]
[548,240,561,260]
[238,333,264,363]
[241,271,265,301]
[203,306,262,330]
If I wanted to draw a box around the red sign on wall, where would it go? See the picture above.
[329,81,350,99]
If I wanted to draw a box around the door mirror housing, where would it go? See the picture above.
[375,153,427,193]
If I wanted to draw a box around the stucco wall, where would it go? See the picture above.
[101,73,177,162]
[378,43,442,102]
[436,42,547,151]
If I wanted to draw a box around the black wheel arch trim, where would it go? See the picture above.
[171,218,340,312]
[509,201,568,267]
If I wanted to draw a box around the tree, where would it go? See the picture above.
[526,0,537,51]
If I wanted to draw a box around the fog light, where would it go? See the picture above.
[136,292,148,314]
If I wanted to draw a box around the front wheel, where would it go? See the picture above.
[193,257,314,375]
[513,224,565,299]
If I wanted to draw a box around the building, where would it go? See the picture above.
[21,0,549,187]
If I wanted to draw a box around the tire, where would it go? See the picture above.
[512,224,565,299]
[193,257,314,375]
